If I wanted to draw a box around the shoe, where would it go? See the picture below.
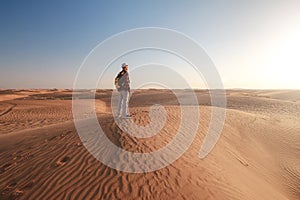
[122,114,131,119]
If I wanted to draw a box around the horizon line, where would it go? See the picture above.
[1,88,300,91]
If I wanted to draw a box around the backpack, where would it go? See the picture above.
[114,71,124,90]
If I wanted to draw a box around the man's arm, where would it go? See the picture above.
[124,72,130,92]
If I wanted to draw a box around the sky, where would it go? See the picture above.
[1,0,300,89]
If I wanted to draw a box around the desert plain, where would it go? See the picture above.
[0,89,299,200]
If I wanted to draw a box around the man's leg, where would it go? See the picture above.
[122,90,130,117]
[117,91,123,117]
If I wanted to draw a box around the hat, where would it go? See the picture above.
[121,63,128,68]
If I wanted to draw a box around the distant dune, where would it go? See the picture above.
[0,89,299,199]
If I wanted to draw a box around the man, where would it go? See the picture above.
[115,63,131,118]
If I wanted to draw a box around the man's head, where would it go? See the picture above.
[121,63,128,71]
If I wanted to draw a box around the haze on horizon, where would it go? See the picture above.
[1,0,300,89]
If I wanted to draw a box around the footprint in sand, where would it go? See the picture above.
[1,181,17,196]
[0,163,14,174]
[11,189,24,197]
[56,156,71,166]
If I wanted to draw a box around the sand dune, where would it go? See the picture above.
[0,90,299,199]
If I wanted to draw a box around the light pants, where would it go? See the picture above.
[117,90,129,117]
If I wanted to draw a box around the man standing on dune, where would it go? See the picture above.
[115,63,131,119]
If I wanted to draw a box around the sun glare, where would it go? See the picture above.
[264,23,300,88]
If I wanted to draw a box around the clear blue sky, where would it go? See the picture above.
[1,0,300,89]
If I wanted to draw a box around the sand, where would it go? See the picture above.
[0,89,299,200]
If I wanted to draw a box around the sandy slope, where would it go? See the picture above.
[0,90,299,200]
